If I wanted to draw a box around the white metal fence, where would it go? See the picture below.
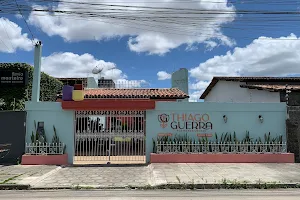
[74,110,146,164]
[155,141,287,154]
[97,80,150,89]
[25,142,65,155]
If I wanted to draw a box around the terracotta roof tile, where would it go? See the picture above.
[83,88,188,99]
[240,84,300,91]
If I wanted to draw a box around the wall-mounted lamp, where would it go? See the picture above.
[223,115,227,123]
[258,115,263,123]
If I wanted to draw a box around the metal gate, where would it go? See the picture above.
[74,110,146,164]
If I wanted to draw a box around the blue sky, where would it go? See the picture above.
[1,0,300,101]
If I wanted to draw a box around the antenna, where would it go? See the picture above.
[92,66,102,74]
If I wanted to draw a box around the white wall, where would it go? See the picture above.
[205,81,280,103]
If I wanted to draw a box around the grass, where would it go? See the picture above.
[0,174,23,184]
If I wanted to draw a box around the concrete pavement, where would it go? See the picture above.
[0,163,300,189]
[150,163,300,185]
[1,190,300,199]
[0,165,57,185]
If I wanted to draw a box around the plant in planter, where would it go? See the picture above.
[153,131,285,154]
[23,122,68,165]
[29,121,47,154]
[31,120,47,143]
[50,125,66,155]
[27,122,66,155]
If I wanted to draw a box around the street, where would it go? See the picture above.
[0,190,300,200]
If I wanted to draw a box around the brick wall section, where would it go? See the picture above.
[286,106,300,162]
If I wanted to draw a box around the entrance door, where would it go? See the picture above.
[74,110,145,164]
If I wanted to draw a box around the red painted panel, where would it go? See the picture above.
[150,153,295,163]
[21,154,68,165]
[62,99,155,110]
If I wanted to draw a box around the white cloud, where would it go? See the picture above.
[189,91,203,102]
[157,71,171,80]
[28,0,235,55]
[189,33,300,98]
[15,14,22,19]
[0,17,33,53]
[41,52,146,87]
[190,81,209,91]
[188,81,209,101]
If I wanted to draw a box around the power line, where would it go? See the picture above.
[1,0,299,42]
[0,37,11,52]
[0,18,14,52]
[14,0,35,42]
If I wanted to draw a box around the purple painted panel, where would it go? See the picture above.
[62,85,74,101]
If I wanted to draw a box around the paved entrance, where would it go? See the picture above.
[13,163,300,188]
[74,110,146,164]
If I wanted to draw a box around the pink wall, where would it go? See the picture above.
[151,153,294,163]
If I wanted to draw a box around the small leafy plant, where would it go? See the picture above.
[29,121,66,155]
[51,125,66,154]
[153,131,284,153]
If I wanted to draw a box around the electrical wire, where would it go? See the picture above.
[0,19,14,52]
[14,0,35,42]
[0,0,299,42]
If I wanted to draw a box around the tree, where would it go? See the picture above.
[0,63,63,110]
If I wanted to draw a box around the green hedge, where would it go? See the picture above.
[0,63,63,110]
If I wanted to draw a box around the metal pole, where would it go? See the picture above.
[107,113,111,164]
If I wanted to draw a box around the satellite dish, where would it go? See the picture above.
[92,66,103,74]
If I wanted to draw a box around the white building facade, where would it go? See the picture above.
[200,77,300,103]
[204,80,280,103]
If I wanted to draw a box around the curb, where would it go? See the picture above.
[0,184,30,190]
[25,183,300,190]
[145,183,300,190]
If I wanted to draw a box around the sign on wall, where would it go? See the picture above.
[157,112,213,137]
[0,69,28,87]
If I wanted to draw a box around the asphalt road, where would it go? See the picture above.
[0,190,300,200]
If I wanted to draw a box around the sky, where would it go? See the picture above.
[1,0,300,101]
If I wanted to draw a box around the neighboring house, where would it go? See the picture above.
[56,77,88,88]
[200,77,300,103]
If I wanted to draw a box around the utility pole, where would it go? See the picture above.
[31,41,42,102]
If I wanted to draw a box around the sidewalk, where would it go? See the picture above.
[1,163,300,189]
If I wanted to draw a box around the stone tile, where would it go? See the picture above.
[151,163,300,186]
[31,165,151,188]
[3,163,300,188]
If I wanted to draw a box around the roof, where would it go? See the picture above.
[200,76,300,99]
[240,84,300,91]
[84,88,189,99]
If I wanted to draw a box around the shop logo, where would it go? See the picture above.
[158,113,169,128]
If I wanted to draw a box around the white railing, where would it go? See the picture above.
[25,142,65,155]
[97,80,150,89]
[155,141,287,154]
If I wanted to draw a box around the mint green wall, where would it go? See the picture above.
[171,68,189,102]
[25,102,74,164]
[146,102,287,162]
[86,77,98,88]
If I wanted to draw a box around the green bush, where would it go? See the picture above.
[0,63,63,110]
